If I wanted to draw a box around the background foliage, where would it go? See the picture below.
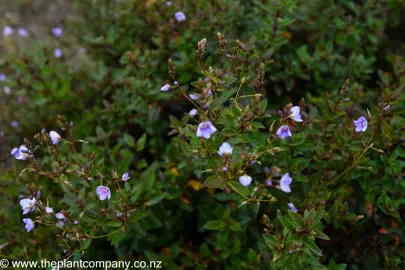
[1,0,405,269]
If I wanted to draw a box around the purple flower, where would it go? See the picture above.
[11,120,19,128]
[20,198,36,215]
[3,26,13,37]
[353,116,367,132]
[96,185,111,200]
[74,220,78,224]
[52,27,63,37]
[165,1,172,6]
[4,86,11,95]
[384,104,390,111]
[288,203,297,213]
[45,206,53,213]
[289,106,303,122]
[11,147,18,156]
[160,84,170,92]
[117,212,122,217]
[17,28,28,37]
[122,172,130,181]
[239,175,252,187]
[196,121,217,139]
[49,131,61,145]
[189,108,197,117]
[218,142,233,156]
[222,166,227,171]
[14,145,33,160]
[276,125,292,139]
[55,212,65,219]
[266,179,272,186]
[0,74,5,81]
[54,48,63,58]
[23,218,34,232]
[189,93,201,100]
[280,173,292,193]
[175,12,186,22]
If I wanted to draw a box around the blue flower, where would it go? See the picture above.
[175,12,186,22]
[14,145,33,160]
[160,84,170,92]
[289,106,303,122]
[54,48,63,58]
[17,28,28,37]
[353,116,367,132]
[218,142,233,156]
[20,198,36,215]
[96,186,111,200]
[52,27,63,37]
[239,175,252,187]
[280,173,292,193]
[49,131,62,145]
[196,121,217,139]
[3,26,13,37]
[23,218,34,232]
[189,108,197,117]
[288,203,297,213]
[122,172,130,181]
[55,212,65,219]
[276,125,292,139]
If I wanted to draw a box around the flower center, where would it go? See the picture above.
[201,123,207,128]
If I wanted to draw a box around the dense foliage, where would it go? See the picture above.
[1,0,405,269]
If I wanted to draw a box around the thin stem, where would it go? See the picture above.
[86,228,121,239]
[227,181,274,204]
[325,140,374,187]
[234,82,244,109]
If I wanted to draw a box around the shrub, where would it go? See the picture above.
[1,0,405,269]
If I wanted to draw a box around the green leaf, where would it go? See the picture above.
[312,210,324,227]
[223,208,230,221]
[258,99,268,111]
[123,133,135,147]
[200,243,211,257]
[203,175,227,189]
[277,215,295,230]
[108,231,124,246]
[128,209,150,224]
[247,248,257,262]
[136,133,147,151]
[251,122,265,129]
[80,239,92,249]
[303,238,323,256]
[204,220,227,230]
[288,210,305,227]
[106,221,122,227]
[263,234,279,249]
[313,229,331,241]
[228,219,241,231]
[306,208,316,226]
[146,193,168,206]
